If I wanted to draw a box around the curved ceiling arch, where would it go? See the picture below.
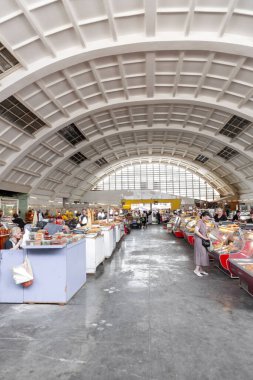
[1,99,253,183]
[2,39,253,101]
[60,155,236,201]
[30,132,246,199]
[7,125,252,196]
[44,142,242,197]
[1,1,253,201]
[90,157,232,194]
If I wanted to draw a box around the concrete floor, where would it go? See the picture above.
[1,226,253,380]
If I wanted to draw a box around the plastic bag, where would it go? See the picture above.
[13,256,34,287]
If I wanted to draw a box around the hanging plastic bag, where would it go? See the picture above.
[13,255,34,287]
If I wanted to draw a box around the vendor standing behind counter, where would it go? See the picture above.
[43,218,70,235]
[214,208,227,223]
[232,210,241,222]
[78,209,88,226]
[4,227,23,250]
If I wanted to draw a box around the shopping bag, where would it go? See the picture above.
[13,256,34,287]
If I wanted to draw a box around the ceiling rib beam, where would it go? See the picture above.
[145,0,156,37]
[14,167,41,177]
[61,0,86,47]
[16,0,56,57]
[184,0,195,36]
[103,0,118,41]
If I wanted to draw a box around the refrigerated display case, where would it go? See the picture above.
[208,225,244,277]
[167,216,177,233]
[172,216,184,238]
[184,219,198,246]
[228,233,253,296]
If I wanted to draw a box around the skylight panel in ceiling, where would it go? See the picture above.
[219,115,251,139]
[69,152,87,165]
[195,154,209,163]
[0,96,45,134]
[58,123,86,146]
[0,43,19,74]
[217,146,239,160]
[95,157,108,167]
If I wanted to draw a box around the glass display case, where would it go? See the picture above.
[209,225,245,277]
[172,216,184,238]
[184,219,198,246]
[185,219,198,233]
[179,216,195,232]
[228,233,253,296]
[167,216,177,233]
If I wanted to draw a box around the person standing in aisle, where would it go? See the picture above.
[193,211,211,277]
[79,209,88,226]
[156,211,161,224]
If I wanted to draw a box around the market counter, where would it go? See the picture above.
[101,228,114,259]
[0,239,86,304]
[228,258,253,297]
[184,231,195,246]
[115,224,121,243]
[85,235,105,273]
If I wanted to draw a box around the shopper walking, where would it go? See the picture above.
[156,211,161,224]
[193,211,211,277]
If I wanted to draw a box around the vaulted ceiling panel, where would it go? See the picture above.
[0,1,253,199]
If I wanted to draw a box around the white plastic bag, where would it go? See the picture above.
[13,256,34,285]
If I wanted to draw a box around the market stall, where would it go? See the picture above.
[85,234,105,274]
[0,237,86,304]
[228,259,253,297]
[167,216,177,233]
[172,216,184,238]
[101,226,114,258]
[228,233,253,296]
[184,219,197,246]
[208,224,244,277]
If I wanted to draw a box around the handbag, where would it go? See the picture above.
[202,238,210,248]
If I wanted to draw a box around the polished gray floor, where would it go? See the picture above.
[1,226,253,380]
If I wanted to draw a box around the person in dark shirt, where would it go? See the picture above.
[232,210,241,221]
[214,208,227,223]
[12,213,25,230]
[4,226,23,249]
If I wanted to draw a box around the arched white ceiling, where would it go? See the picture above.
[0,0,253,200]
